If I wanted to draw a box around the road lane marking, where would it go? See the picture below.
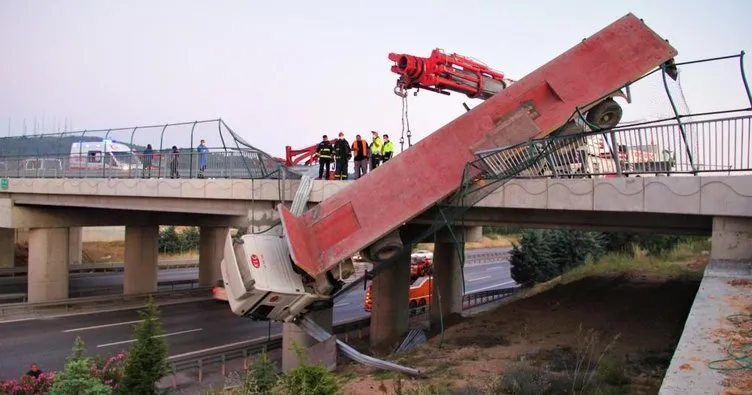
[97,328,203,348]
[467,275,491,282]
[485,266,506,271]
[63,320,143,333]
[471,280,516,293]
[334,302,350,307]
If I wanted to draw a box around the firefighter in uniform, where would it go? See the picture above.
[333,132,351,180]
[381,134,394,163]
[369,131,383,171]
[315,134,333,180]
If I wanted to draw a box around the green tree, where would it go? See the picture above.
[181,226,200,250]
[120,296,169,395]
[549,230,605,272]
[509,230,558,287]
[158,226,182,254]
[49,336,112,395]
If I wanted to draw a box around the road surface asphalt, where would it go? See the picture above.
[0,248,514,379]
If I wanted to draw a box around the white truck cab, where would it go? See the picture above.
[220,232,354,322]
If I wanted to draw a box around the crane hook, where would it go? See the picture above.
[393,85,407,98]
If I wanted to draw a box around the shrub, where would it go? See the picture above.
[120,296,169,395]
[272,349,340,395]
[238,353,280,395]
[49,337,112,395]
[0,372,55,395]
[158,226,183,254]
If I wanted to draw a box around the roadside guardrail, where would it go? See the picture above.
[0,260,199,278]
[0,250,509,279]
[0,286,212,320]
[0,279,202,304]
[167,287,517,385]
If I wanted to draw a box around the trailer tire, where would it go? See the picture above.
[366,230,404,262]
[586,98,623,130]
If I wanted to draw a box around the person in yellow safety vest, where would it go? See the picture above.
[381,134,394,163]
[315,134,333,180]
[369,130,383,171]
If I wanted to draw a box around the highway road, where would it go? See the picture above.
[0,256,514,379]
[0,248,511,297]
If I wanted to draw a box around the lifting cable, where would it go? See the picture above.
[399,92,412,153]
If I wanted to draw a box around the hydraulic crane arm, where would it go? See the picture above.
[388,48,515,100]
[279,14,677,280]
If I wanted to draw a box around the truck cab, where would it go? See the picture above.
[220,232,354,322]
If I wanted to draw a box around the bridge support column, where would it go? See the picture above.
[370,250,410,352]
[28,228,70,302]
[199,227,229,287]
[711,216,752,261]
[282,308,335,373]
[0,228,14,268]
[124,225,159,295]
[68,227,83,266]
[431,242,464,326]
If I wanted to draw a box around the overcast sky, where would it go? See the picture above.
[1,0,750,156]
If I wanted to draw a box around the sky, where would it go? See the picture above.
[1,0,751,157]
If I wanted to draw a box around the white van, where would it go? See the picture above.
[69,140,143,171]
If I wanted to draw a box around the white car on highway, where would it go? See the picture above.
[411,249,433,260]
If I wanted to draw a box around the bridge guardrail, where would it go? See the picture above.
[0,260,199,278]
[0,286,212,320]
[167,287,517,385]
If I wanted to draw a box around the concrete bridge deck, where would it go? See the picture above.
[1,176,750,230]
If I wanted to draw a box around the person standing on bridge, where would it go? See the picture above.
[381,134,394,163]
[333,132,351,180]
[197,139,209,178]
[351,134,369,179]
[315,135,333,180]
[170,146,180,179]
[142,144,154,179]
[369,131,383,171]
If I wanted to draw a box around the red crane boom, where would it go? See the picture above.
[389,48,515,100]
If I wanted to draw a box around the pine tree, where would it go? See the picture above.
[119,296,169,395]
[49,336,111,395]
[509,230,557,287]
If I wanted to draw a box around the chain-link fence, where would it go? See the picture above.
[472,52,752,180]
[0,119,300,180]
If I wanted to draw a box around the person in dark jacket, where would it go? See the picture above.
[142,144,154,178]
[333,132,351,180]
[316,135,333,179]
[170,145,180,179]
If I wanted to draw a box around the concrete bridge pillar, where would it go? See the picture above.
[282,309,335,372]
[199,227,229,287]
[28,228,70,303]
[124,225,159,295]
[710,216,752,261]
[370,250,410,352]
[0,228,14,268]
[68,227,83,266]
[430,242,464,325]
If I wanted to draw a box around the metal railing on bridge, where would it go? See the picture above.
[0,119,301,180]
[469,52,752,182]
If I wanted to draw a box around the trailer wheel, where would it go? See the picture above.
[586,98,623,130]
[366,230,404,262]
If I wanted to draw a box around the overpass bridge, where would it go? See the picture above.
[1,49,751,390]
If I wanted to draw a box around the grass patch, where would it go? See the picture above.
[416,234,517,252]
[560,240,709,285]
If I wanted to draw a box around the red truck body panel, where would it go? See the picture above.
[279,13,678,278]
